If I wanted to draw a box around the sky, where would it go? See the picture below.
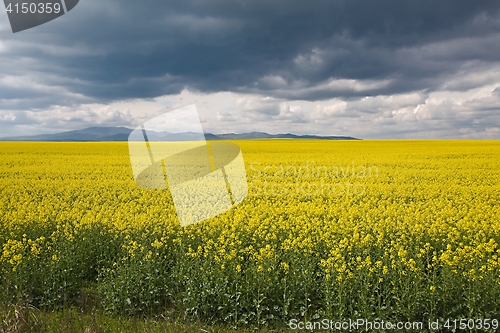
[1,0,500,139]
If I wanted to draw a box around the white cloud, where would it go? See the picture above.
[2,75,500,139]
[294,48,324,71]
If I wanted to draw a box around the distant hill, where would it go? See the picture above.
[204,132,360,140]
[0,127,133,142]
[0,127,360,141]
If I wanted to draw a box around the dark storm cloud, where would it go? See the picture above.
[2,0,500,107]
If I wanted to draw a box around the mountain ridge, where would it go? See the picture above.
[0,126,360,141]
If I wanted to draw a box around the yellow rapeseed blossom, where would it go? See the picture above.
[0,140,498,321]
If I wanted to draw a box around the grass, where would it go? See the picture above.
[0,302,292,333]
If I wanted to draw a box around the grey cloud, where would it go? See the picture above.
[2,0,500,105]
[1,0,500,139]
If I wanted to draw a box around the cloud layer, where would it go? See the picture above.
[1,0,500,138]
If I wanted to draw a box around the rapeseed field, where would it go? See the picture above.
[0,140,499,328]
